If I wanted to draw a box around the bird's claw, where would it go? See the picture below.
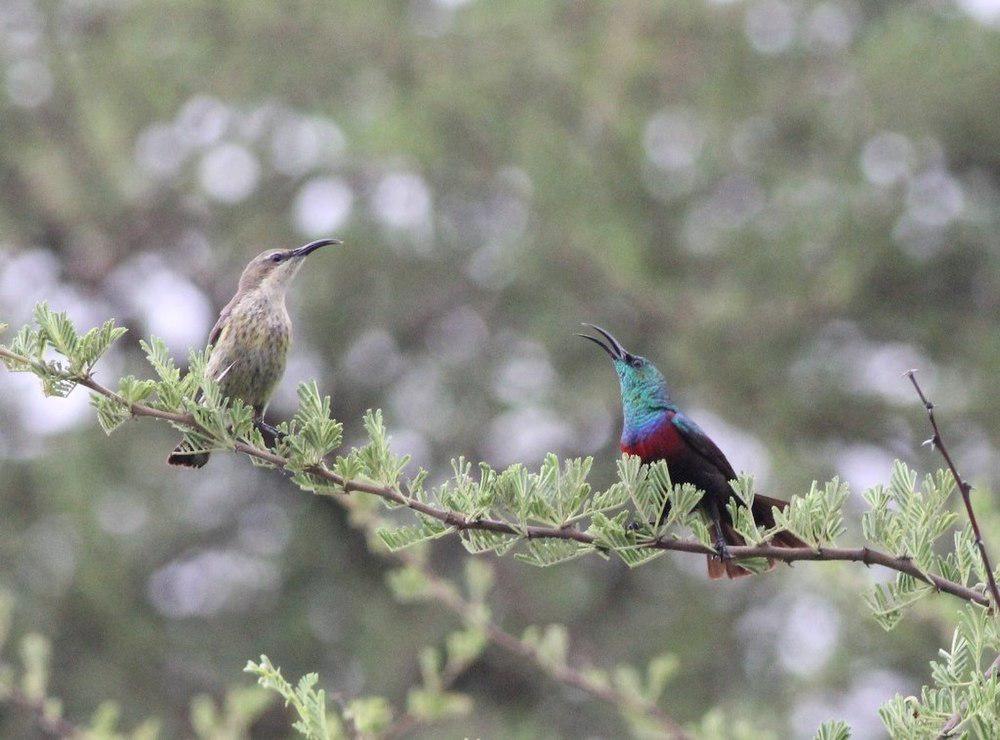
[626,517,658,533]
[714,540,732,561]
[254,419,284,448]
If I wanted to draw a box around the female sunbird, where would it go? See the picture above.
[579,324,804,578]
[168,238,340,468]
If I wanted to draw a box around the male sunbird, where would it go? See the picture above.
[579,324,804,578]
[168,238,341,468]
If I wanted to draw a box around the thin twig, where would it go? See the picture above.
[6,348,1000,737]
[906,370,1000,610]
[937,652,1000,738]
[0,347,687,738]
[345,499,689,740]
[905,371,1000,738]
[0,346,988,613]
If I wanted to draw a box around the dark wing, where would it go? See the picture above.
[670,411,738,480]
[206,295,237,349]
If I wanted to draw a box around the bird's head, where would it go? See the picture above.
[578,324,671,423]
[238,238,341,294]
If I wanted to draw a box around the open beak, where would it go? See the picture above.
[576,323,627,361]
[291,238,342,258]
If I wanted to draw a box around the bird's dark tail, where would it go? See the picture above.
[167,440,210,469]
[707,494,807,580]
[752,494,808,548]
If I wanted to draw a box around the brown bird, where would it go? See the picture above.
[168,238,340,468]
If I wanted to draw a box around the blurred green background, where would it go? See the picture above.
[1,0,999,736]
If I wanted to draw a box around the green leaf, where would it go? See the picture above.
[406,687,473,722]
[771,477,849,549]
[464,559,494,602]
[376,521,453,552]
[522,624,568,670]
[617,454,671,527]
[73,319,127,372]
[516,538,591,567]
[459,529,518,556]
[282,381,343,466]
[863,463,958,570]
[1,325,42,371]
[445,627,486,671]
[864,574,933,631]
[34,303,78,358]
[90,376,158,434]
[244,656,340,740]
[385,566,432,602]
[645,654,679,703]
[814,719,851,740]
[88,701,122,735]
[588,511,665,568]
[92,394,129,435]
[20,633,50,701]
[141,337,186,409]
[352,409,409,488]
[587,480,631,516]
[344,696,393,735]
[189,694,218,737]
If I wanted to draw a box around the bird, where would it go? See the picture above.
[579,324,805,578]
[167,238,341,468]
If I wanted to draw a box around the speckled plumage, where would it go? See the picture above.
[168,238,339,468]
[208,289,292,414]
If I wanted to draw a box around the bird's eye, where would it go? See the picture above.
[270,254,284,263]
[630,358,642,368]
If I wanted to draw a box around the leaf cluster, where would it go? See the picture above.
[862,463,977,631]
[5,305,999,739]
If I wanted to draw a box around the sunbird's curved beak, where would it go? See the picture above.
[576,323,626,361]
[291,238,342,258]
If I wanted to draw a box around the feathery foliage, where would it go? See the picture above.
[3,306,999,738]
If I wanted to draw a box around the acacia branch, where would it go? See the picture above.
[343,498,689,739]
[906,370,1000,610]
[905,371,1000,738]
[0,345,989,614]
[410,559,689,739]
[0,347,688,737]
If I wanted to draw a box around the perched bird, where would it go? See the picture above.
[168,238,341,468]
[579,324,804,578]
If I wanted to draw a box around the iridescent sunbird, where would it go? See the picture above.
[579,324,804,578]
[168,238,341,468]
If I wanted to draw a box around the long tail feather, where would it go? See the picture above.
[708,494,806,579]
[751,494,808,548]
[706,554,759,579]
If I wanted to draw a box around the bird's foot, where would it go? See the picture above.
[625,516,658,533]
[714,539,732,561]
[255,419,284,448]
